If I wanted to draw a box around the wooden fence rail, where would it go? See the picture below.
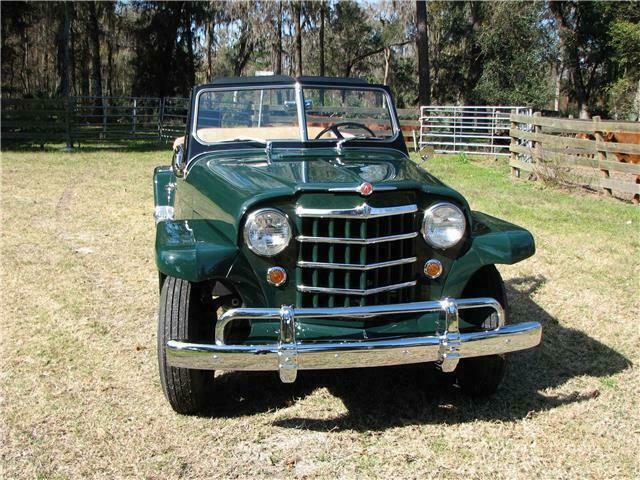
[509,112,640,203]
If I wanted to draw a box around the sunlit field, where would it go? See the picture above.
[1,148,638,478]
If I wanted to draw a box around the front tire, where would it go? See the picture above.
[456,265,508,397]
[158,276,215,415]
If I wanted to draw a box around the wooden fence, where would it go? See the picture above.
[1,97,163,146]
[509,113,640,203]
[1,96,421,150]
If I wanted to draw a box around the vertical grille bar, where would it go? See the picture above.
[359,221,366,306]
[328,219,335,307]
[312,219,319,308]
[344,219,351,307]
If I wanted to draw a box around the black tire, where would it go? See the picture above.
[455,265,508,397]
[158,276,215,415]
[456,354,506,397]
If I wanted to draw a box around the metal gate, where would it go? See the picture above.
[419,105,532,156]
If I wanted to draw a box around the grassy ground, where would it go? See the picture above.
[1,149,639,479]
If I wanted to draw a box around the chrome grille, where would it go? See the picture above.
[297,203,418,308]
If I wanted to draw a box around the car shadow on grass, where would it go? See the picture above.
[208,275,631,429]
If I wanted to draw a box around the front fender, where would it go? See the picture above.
[155,219,238,283]
[441,211,535,298]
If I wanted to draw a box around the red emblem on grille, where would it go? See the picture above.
[358,182,373,196]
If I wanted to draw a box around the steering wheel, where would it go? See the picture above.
[314,121,377,140]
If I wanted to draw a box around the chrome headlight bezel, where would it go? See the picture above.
[243,208,292,257]
[422,202,466,249]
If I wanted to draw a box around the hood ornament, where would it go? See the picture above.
[357,182,373,196]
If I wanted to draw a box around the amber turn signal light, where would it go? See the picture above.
[424,259,443,279]
[267,266,287,286]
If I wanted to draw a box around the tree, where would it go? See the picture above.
[415,1,430,105]
[473,2,554,108]
[607,10,640,119]
[550,1,616,118]
[87,1,103,98]
[56,2,72,98]
[293,1,303,76]
[319,1,326,77]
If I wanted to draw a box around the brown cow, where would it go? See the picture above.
[602,132,640,164]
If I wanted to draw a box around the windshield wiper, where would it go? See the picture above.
[214,137,273,158]
[336,135,368,155]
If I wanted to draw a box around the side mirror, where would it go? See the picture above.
[172,144,185,178]
[419,145,435,164]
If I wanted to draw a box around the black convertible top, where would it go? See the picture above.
[197,75,371,91]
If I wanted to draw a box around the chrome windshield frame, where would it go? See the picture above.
[190,83,401,148]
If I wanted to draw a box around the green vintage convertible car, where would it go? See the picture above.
[153,75,542,415]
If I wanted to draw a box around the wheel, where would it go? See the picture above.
[456,354,506,397]
[157,276,215,415]
[455,265,508,397]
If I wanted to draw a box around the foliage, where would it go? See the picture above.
[607,18,640,120]
[474,2,554,108]
[1,0,639,118]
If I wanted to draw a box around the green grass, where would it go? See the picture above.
[1,148,639,479]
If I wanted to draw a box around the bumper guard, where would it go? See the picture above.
[165,297,542,383]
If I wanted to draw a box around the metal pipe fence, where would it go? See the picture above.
[420,105,532,156]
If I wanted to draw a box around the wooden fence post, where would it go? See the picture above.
[532,111,542,179]
[510,113,520,178]
[132,98,137,136]
[63,96,73,151]
[592,115,612,197]
[158,97,165,142]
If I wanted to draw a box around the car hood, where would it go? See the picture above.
[183,149,468,239]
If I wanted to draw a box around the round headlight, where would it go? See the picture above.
[422,202,466,249]
[243,208,292,256]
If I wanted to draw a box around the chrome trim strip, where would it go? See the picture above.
[297,280,417,296]
[297,256,417,271]
[296,203,417,219]
[297,232,418,245]
[166,298,542,377]
[295,82,307,142]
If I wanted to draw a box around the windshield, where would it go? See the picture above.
[303,88,395,141]
[196,88,299,143]
[194,85,397,145]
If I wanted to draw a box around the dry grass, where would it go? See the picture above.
[1,148,639,479]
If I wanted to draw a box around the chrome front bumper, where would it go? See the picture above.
[165,298,542,383]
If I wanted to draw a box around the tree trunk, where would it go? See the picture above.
[462,2,482,105]
[206,8,215,81]
[275,2,283,75]
[184,3,195,90]
[383,48,391,86]
[319,2,325,77]
[233,26,251,77]
[106,2,114,96]
[56,1,72,98]
[87,2,103,99]
[80,35,90,98]
[294,2,303,76]
[550,3,591,119]
[416,1,431,105]
[554,60,563,112]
